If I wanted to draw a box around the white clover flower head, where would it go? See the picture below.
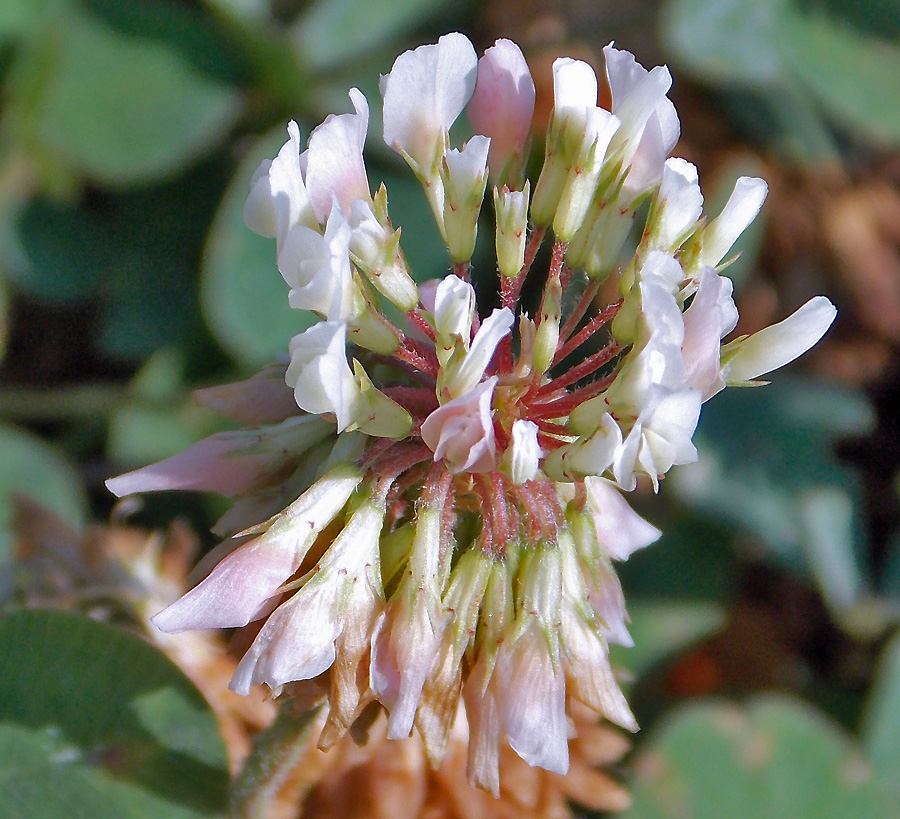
[110,32,837,793]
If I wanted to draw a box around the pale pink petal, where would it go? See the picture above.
[495,626,569,774]
[305,88,371,222]
[681,266,737,398]
[151,465,362,632]
[193,364,299,425]
[421,377,498,473]
[468,39,535,175]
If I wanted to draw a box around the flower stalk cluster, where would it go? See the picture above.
[108,33,836,793]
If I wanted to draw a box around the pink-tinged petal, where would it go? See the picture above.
[193,364,299,425]
[584,476,661,560]
[421,377,498,473]
[382,33,478,171]
[468,39,535,175]
[604,44,679,196]
[305,88,371,222]
[462,665,503,796]
[723,296,837,383]
[106,434,268,497]
[106,416,330,498]
[560,612,637,730]
[682,266,737,398]
[583,557,633,647]
[370,503,446,739]
[229,493,386,695]
[494,625,569,774]
[230,579,341,695]
[151,465,362,633]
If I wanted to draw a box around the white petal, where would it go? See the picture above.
[447,307,514,396]
[724,296,837,382]
[286,321,361,430]
[584,476,661,560]
[507,419,542,484]
[700,176,768,267]
[653,157,703,250]
[553,57,597,111]
[382,33,477,170]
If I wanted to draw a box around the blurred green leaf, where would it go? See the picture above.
[16,152,232,360]
[660,0,789,83]
[0,609,228,818]
[294,0,453,70]
[202,128,317,367]
[0,423,87,561]
[783,11,900,147]
[861,633,900,805]
[612,599,726,678]
[673,380,873,614]
[30,9,239,185]
[82,0,246,85]
[107,351,222,467]
[624,694,885,818]
[0,0,61,42]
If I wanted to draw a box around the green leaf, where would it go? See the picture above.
[673,379,874,615]
[30,9,239,185]
[0,609,228,818]
[202,128,318,367]
[861,634,900,805]
[0,423,86,561]
[0,0,61,42]
[660,0,790,84]
[293,0,453,70]
[611,599,726,678]
[624,694,885,819]
[782,11,900,146]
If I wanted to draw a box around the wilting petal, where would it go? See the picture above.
[230,493,386,695]
[495,623,569,774]
[106,416,331,498]
[151,465,362,632]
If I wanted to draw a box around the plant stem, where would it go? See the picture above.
[227,701,321,819]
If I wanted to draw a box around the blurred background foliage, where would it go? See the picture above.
[1,0,899,816]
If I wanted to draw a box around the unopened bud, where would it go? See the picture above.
[442,136,491,262]
[493,182,530,277]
